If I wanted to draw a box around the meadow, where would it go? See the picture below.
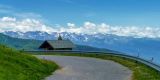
[0,45,59,80]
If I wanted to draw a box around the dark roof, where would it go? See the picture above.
[46,40,75,48]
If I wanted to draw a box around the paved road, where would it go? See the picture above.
[36,55,132,80]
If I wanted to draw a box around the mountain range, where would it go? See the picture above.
[0,32,110,52]
[2,31,160,64]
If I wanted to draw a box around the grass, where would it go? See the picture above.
[0,45,59,80]
[31,52,160,80]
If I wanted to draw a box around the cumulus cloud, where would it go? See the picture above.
[61,22,160,38]
[67,23,75,28]
[0,17,57,33]
[1,17,16,22]
[0,16,160,38]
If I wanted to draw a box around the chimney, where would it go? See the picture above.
[58,33,62,40]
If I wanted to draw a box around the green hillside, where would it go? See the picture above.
[0,33,42,50]
[0,45,58,80]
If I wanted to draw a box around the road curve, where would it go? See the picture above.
[36,55,132,80]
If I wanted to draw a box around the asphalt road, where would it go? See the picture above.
[36,55,132,80]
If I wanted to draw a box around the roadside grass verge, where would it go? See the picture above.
[0,45,59,80]
[30,52,160,80]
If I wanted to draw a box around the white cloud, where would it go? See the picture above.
[1,17,16,22]
[0,16,160,38]
[67,23,75,28]
[59,22,160,38]
[0,17,56,33]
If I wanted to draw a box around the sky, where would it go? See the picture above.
[1,0,160,26]
[0,0,160,38]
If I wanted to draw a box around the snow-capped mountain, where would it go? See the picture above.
[2,31,160,64]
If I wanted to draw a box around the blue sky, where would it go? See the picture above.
[0,0,160,27]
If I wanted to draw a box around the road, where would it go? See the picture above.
[36,55,132,80]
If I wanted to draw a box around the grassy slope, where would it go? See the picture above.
[0,33,42,50]
[0,45,58,80]
[32,52,160,80]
